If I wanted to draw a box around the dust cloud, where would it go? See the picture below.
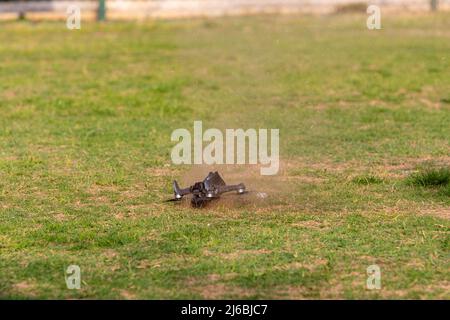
[174,161,293,209]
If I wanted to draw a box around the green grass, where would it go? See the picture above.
[0,13,449,299]
[408,167,450,187]
[352,175,385,185]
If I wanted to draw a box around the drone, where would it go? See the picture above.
[167,171,246,207]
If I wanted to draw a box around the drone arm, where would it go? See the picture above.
[173,181,191,199]
[218,183,246,194]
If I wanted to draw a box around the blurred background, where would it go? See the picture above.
[0,0,448,21]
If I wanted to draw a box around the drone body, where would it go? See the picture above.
[170,171,246,207]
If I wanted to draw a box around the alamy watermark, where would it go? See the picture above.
[66,5,81,30]
[171,121,279,175]
[367,5,381,30]
[65,265,81,290]
[366,264,381,290]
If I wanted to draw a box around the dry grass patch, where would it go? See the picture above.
[11,280,39,297]
[185,274,255,299]
[275,259,328,272]
[420,207,450,220]
[202,248,272,260]
[197,283,255,299]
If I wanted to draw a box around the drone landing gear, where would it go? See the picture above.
[191,196,208,208]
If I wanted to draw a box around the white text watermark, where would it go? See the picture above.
[65,265,81,290]
[366,264,381,290]
[171,121,279,175]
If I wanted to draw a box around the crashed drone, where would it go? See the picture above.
[167,171,246,207]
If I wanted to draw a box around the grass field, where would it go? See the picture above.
[0,13,449,299]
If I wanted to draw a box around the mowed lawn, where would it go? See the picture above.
[0,13,449,299]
